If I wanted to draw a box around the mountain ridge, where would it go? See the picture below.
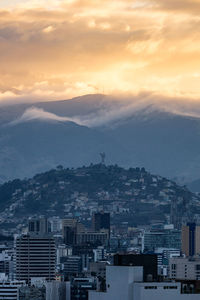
[1,94,200,183]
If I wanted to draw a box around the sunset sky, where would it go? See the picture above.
[0,0,200,104]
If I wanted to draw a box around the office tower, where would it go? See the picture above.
[28,217,49,234]
[181,223,200,256]
[63,226,77,246]
[113,254,158,281]
[144,228,181,252]
[92,212,110,235]
[15,234,56,284]
[62,218,85,246]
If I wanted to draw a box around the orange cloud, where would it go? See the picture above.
[0,0,199,103]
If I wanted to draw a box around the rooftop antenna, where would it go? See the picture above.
[100,152,106,165]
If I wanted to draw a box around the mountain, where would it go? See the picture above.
[0,164,198,232]
[1,93,200,183]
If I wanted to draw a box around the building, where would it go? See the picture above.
[154,248,181,277]
[90,261,107,279]
[93,246,107,262]
[28,217,49,234]
[169,257,200,280]
[48,217,62,233]
[63,226,77,246]
[46,281,71,300]
[92,212,110,236]
[76,231,109,246]
[0,250,15,280]
[114,254,158,281]
[143,228,181,252]
[62,219,85,246]
[71,278,96,300]
[0,275,25,300]
[57,245,72,264]
[181,223,200,256]
[15,234,56,284]
[89,261,107,291]
[89,266,200,300]
[61,256,82,277]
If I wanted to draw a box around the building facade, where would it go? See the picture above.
[92,212,110,235]
[169,257,200,280]
[15,234,56,284]
[181,223,200,256]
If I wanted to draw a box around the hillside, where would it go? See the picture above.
[0,164,199,233]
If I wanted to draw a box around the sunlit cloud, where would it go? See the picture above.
[0,0,199,104]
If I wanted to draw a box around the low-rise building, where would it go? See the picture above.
[89,266,200,300]
[169,257,200,280]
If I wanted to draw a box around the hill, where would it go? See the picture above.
[0,164,199,233]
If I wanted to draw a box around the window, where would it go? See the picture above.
[196,265,200,270]
[171,264,176,270]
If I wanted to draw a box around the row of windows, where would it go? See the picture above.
[144,286,178,290]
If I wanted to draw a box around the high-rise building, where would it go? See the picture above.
[62,219,85,246]
[63,226,77,246]
[92,212,110,235]
[181,223,200,256]
[28,217,49,235]
[15,234,56,284]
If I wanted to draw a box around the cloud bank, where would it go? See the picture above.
[7,92,200,129]
[0,0,200,105]
[8,107,87,126]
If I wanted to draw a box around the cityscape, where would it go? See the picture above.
[0,164,200,299]
[0,0,200,299]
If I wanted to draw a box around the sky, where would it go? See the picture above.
[0,0,200,104]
